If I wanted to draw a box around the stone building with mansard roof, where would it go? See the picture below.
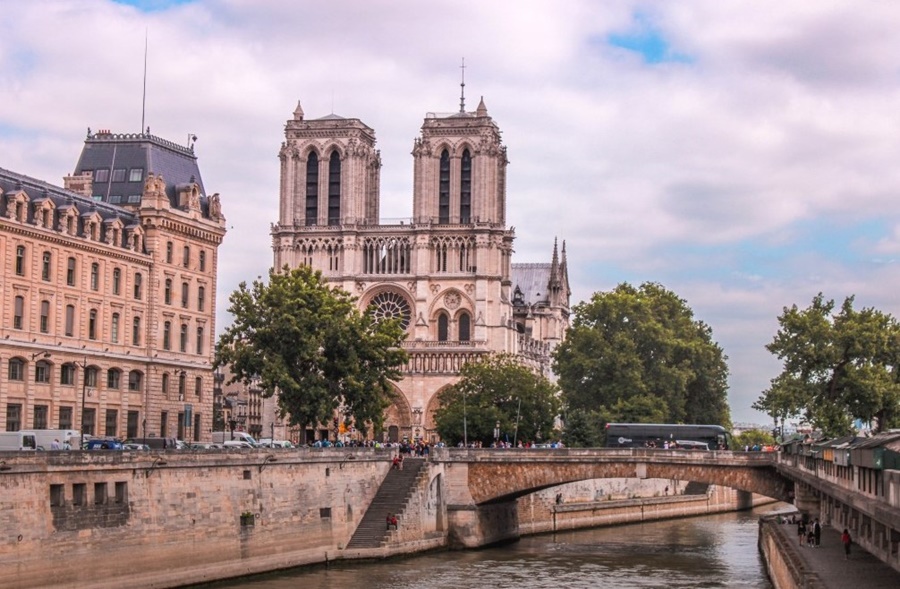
[0,129,226,443]
[271,95,570,443]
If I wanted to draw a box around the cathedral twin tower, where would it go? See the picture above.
[272,96,569,443]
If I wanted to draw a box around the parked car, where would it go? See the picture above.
[84,439,124,450]
[122,443,151,451]
[223,440,254,449]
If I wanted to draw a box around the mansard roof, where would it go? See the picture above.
[0,166,138,227]
[72,129,206,208]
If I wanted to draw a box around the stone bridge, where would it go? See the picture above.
[428,447,792,547]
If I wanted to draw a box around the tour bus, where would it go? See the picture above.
[0,431,38,451]
[605,423,731,450]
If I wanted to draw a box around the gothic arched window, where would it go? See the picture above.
[437,313,449,342]
[460,148,471,223]
[328,151,341,226]
[306,152,318,225]
[439,149,450,223]
[458,312,471,342]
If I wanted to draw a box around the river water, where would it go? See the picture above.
[201,505,786,589]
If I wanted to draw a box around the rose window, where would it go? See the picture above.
[370,291,411,330]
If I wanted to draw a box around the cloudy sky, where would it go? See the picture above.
[3,0,900,425]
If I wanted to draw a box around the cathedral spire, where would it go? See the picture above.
[550,238,561,290]
[476,96,487,117]
[293,100,305,121]
[459,58,466,113]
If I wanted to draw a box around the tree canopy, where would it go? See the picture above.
[552,282,731,427]
[433,354,560,446]
[215,266,408,435]
[755,293,900,437]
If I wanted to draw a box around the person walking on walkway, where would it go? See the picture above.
[798,519,807,546]
[841,528,852,559]
[813,518,821,547]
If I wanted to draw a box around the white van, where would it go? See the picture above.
[211,431,257,446]
[222,440,254,449]
[0,431,37,451]
[21,429,79,450]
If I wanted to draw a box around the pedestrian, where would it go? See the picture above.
[555,492,563,505]
[841,529,852,559]
[664,485,669,496]
[50,438,60,450]
[813,518,821,547]
[797,519,807,546]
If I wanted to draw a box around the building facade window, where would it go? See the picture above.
[6,404,22,431]
[107,369,121,389]
[35,360,51,383]
[178,372,186,400]
[183,246,190,268]
[181,282,189,308]
[66,257,76,286]
[105,409,118,437]
[40,300,50,333]
[85,366,98,388]
[8,358,24,381]
[127,411,139,438]
[82,408,96,436]
[60,363,75,386]
[65,305,75,336]
[166,241,173,264]
[112,268,121,295]
[180,323,188,352]
[196,326,204,355]
[328,151,341,226]
[195,377,202,399]
[199,250,206,272]
[132,316,141,346]
[90,262,100,290]
[42,252,51,281]
[59,406,73,429]
[128,370,143,392]
[13,296,24,329]
[134,272,143,300]
[88,309,98,340]
[129,168,143,182]
[34,405,48,429]
[15,245,25,276]
[111,313,120,343]
[164,278,172,304]
[198,286,206,311]
[162,373,170,396]
[163,321,171,350]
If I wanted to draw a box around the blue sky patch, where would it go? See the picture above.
[607,13,692,64]
[112,0,194,12]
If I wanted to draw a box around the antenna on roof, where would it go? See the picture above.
[459,57,466,113]
[141,29,148,135]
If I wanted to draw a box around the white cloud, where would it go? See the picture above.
[3,0,900,424]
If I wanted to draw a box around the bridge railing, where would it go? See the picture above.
[430,447,778,466]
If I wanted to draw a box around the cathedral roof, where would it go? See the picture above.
[511,263,553,306]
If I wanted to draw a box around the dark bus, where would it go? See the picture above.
[605,423,731,450]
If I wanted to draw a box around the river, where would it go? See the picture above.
[199,504,787,589]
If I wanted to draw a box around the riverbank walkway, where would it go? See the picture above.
[768,518,900,588]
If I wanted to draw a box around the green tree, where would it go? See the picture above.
[733,429,776,449]
[553,282,731,426]
[433,354,560,446]
[215,266,408,435]
[560,408,606,448]
[756,293,900,437]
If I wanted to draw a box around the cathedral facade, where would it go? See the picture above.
[271,98,570,443]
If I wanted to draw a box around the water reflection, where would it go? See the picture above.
[200,506,783,589]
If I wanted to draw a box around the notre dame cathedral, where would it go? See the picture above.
[271,93,570,443]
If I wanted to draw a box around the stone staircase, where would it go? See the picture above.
[345,457,426,549]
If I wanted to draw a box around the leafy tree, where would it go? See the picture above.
[553,282,731,427]
[215,266,408,435]
[560,408,606,448]
[733,429,776,449]
[433,354,560,446]
[756,293,900,437]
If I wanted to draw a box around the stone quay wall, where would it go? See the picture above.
[758,517,827,589]
[0,450,779,589]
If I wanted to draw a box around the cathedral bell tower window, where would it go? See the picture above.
[439,150,450,223]
[306,152,319,225]
[460,149,471,223]
[328,151,341,226]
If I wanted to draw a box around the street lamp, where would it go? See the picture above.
[494,420,500,445]
[77,357,91,449]
[462,390,468,447]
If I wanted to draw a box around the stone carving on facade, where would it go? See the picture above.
[416,312,427,326]
[407,281,417,293]
[356,281,366,293]
[430,284,441,294]
[208,193,222,221]
[464,283,475,295]
[444,291,460,310]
